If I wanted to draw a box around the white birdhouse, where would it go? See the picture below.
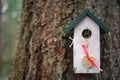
[65,9,109,73]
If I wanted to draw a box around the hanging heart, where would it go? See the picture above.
[82,55,95,68]
[82,44,103,71]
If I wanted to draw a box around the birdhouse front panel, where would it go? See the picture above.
[73,16,100,73]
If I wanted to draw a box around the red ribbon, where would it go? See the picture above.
[82,44,103,71]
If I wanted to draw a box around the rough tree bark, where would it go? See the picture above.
[9,0,120,80]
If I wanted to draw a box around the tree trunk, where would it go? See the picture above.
[9,0,120,80]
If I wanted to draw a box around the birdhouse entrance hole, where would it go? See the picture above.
[82,29,92,39]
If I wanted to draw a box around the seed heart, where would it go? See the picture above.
[82,55,95,68]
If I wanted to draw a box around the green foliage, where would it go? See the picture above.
[0,0,22,78]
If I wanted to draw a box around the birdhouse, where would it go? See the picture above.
[65,9,109,73]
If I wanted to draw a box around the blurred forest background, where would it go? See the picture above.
[0,0,22,79]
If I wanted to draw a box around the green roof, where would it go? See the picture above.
[64,9,109,34]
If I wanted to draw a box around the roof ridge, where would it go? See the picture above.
[64,9,109,34]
